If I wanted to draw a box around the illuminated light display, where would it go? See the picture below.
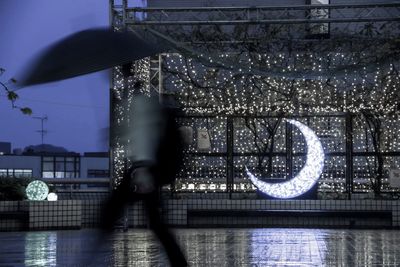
[47,192,58,201]
[246,120,324,199]
[110,23,400,194]
[26,180,49,201]
[111,52,400,193]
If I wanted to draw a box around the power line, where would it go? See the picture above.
[0,94,107,109]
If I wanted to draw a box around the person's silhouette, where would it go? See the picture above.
[14,27,183,266]
[101,94,187,267]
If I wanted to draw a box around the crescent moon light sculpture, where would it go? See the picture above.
[246,119,325,199]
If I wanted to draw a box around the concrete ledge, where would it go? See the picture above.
[29,200,82,230]
[0,201,29,231]
[0,199,399,230]
[188,209,392,218]
[185,199,399,228]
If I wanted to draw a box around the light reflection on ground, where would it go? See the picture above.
[0,228,399,266]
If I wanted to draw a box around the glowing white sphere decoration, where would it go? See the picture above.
[26,180,49,201]
[47,192,58,201]
[246,119,325,199]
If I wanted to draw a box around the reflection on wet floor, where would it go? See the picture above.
[1,228,400,266]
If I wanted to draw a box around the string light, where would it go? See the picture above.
[246,120,325,198]
[26,180,49,201]
[111,34,400,195]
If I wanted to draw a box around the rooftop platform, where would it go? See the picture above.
[1,228,400,266]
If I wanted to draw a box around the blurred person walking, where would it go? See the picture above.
[101,93,188,267]
[17,27,186,266]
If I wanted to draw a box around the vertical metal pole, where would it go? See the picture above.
[345,113,353,200]
[285,120,293,180]
[123,206,129,231]
[122,0,127,26]
[40,119,44,145]
[109,0,114,27]
[109,0,115,191]
[108,83,115,190]
[40,155,44,179]
[226,117,234,199]
[158,54,164,104]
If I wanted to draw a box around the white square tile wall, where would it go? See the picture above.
[28,200,81,230]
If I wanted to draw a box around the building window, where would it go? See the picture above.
[14,169,33,178]
[307,0,330,37]
[42,171,54,178]
[0,169,33,178]
[41,156,80,178]
[0,169,7,177]
[87,169,110,178]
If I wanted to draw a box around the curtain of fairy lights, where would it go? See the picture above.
[111,58,151,185]
[110,14,400,194]
[157,51,400,194]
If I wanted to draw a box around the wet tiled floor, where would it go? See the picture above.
[1,228,400,266]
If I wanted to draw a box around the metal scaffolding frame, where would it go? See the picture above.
[109,1,400,196]
[124,3,400,25]
[109,1,400,93]
[109,1,400,94]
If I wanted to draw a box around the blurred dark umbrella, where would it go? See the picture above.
[19,28,167,87]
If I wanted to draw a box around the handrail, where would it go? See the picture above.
[40,178,110,184]
[39,178,111,195]
[56,188,110,193]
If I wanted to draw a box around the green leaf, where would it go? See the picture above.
[7,91,18,101]
[20,107,32,115]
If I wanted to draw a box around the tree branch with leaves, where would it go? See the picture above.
[0,68,32,115]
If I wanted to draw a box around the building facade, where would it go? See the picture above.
[0,152,109,179]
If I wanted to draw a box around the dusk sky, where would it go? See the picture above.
[0,1,121,153]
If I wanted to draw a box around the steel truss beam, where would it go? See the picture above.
[124,3,400,25]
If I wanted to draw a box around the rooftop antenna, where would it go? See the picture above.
[33,115,48,147]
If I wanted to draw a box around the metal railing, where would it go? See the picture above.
[125,3,400,25]
[41,178,111,197]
